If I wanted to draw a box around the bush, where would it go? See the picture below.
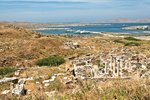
[124,37,141,41]
[124,42,141,46]
[35,55,65,66]
[0,67,17,76]
[114,38,141,46]
[113,39,125,44]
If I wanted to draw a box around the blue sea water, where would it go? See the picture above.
[35,23,150,35]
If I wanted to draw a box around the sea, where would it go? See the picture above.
[34,23,150,35]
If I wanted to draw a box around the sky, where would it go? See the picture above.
[0,0,150,22]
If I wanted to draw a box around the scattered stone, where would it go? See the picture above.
[15,70,20,76]
[43,80,50,84]
[1,90,10,95]
[44,83,50,87]
[64,41,80,49]
[36,81,40,84]
[27,89,32,95]
[39,75,49,80]
[63,77,73,84]
[0,77,18,84]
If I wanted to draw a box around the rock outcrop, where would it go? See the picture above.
[123,26,150,30]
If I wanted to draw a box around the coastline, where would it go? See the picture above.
[30,27,70,31]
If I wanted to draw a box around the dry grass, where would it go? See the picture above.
[63,79,150,100]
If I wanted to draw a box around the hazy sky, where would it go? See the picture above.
[0,0,150,22]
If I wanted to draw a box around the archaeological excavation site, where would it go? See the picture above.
[0,23,150,100]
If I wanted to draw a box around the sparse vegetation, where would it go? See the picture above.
[113,39,125,44]
[114,39,141,46]
[124,37,141,41]
[0,67,17,76]
[46,78,65,92]
[62,79,150,100]
[124,42,141,46]
[35,55,65,66]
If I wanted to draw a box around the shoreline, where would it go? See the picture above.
[30,27,70,30]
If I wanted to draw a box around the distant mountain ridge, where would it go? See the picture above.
[98,18,150,23]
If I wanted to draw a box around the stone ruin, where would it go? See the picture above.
[72,48,150,79]
[12,79,26,95]
[64,41,80,49]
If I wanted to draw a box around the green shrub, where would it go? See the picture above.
[114,38,141,46]
[0,67,17,76]
[124,42,141,46]
[35,55,65,66]
[124,37,141,41]
[113,39,126,44]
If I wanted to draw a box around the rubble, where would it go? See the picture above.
[64,41,80,49]
[12,79,26,95]
[62,76,73,84]
[43,80,50,84]
[0,77,18,84]
[44,83,50,87]
[11,77,33,95]
[1,90,10,95]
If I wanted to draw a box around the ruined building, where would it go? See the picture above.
[72,48,150,79]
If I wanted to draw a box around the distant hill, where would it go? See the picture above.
[98,18,150,23]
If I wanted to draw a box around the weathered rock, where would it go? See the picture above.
[1,90,10,95]
[62,77,73,84]
[0,77,18,84]
[44,83,50,87]
[141,71,150,78]
[43,80,50,84]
